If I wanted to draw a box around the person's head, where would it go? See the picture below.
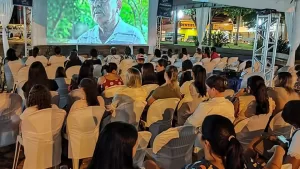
[182,48,188,55]
[79,78,99,106]
[206,75,227,98]
[69,51,79,61]
[55,67,66,78]
[164,65,178,85]
[196,48,202,54]
[138,48,145,54]
[275,72,294,93]
[125,46,131,56]
[297,71,300,82]
[156,59,168,72]
[247,76,269,115]
[88,0,122,25]
[110,47,117,55]
[204,47,210,55]
[162,55,169,61]
[174,49,179,54]
[88,122,138,169]
[282,100,300,129]
[32,47,39,57]
[28,61,48,83]
[27,84,52,110]
[78,61,94,84]
[211,47,217,52]
[54,46,61,55]
[90,48,98,58]
[103,62,118,74]
[201,115,244,169]
[182,60,193,71]
[6,48,18,61]
[125,68,142,88]
[245,61,252,69]
[167,49,173,57]
[192,65,207,97]
[136,54,145,64]
[142,63,157,85]
[154,49,161,58]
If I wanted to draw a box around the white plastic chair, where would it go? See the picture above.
[235,114,271,149]
[102,85,124,105]
[146,98,180,146]
[269,112,293,138]
[13,108,66,169]
[133,131,152,167]
[4,61,23,91]
[142,84,159,97]
[0,93,22,147]
[46,65,60,80]
[93,65,102,78]
[50,91,60,107]
[67,106,105,169]
[55,78,69,108]
[66,66,81,79]
[146,126,197,169]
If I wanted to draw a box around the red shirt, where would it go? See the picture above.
[211,52,220,60]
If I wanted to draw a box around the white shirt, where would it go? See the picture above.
[104,55,122,64]
[288,130,300,160]
[48,55,66,66]
[193,53,202,62]
[185,97,235,128]
[25,56,48,67]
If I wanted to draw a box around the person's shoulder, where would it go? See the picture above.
[77,25,98,43]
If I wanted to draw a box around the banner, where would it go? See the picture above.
[13,0,33,7]
[157,0,173,18]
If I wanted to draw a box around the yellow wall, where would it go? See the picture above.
[178,28,197,41]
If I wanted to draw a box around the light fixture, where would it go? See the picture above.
[178,10,184,19]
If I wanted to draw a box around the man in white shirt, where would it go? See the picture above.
[48,46,66,66]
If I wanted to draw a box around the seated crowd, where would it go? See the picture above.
[2,46,300,169]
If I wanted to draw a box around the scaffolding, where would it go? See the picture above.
[23,6,32,58]
[156,16,163,49]
[252,13,281,86]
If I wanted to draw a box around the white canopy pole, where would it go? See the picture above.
[196,7,211,49]
[0,0,14,58]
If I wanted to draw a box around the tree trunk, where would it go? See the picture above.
[234,14,241,46]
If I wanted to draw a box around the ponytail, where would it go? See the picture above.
[165,65,178,88]
[254,83,269,115]
[225,137,244,169]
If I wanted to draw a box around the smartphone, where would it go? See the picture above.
[277,135,289,148]
[253,138,275,160]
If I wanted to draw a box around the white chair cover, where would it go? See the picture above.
[211,58,221,65]
[215,62,226,70]
[93,65,102,78]
[21,108,66,169]
[235,114,271,149]
[227,57,239,66]
[146,98,180,146]
[133,131,152,167]
[238,60,248,72]
[66,66,81,79]
[269,112,293,138]
[4,61,23,91]
[55,78,69,108]
[220,57,228,63]
[0,93,22,147]
[67,106,105,159]
[241,72,265,89]
[142,84,159,97]
[201,58,210,65]
[25,56,48,67]
[102,85,124,105]
[67,89,85,110]
[147,126,197,169]
[223,89,235,99]
[202,62,216,74]
[50,91,60,107]
[16,66,29,85]
[46,65,59,80]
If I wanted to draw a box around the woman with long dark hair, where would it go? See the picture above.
[22,61,58,99]
[5,48,19,63]
[234,76,275,124]
[193,48,202,62]
[26,84,52,110]
[203,47,210,58]
[179,60,193,86]
[185,75,234,127]
[185,115,244,169]
[25,47,48,66]
[89,48,101,65]
[142,63,158,85]
[268,72,300,115]
[70,60,95,90]
[64,51,82,70]
[70,78,104,112]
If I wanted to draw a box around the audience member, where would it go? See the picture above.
[185,75,234,127]
[48,46,66,66]
[104,47,122,64]
[133,54,145,72]
[64,51,82,70]
[167,49,175,64]
[4,48,23,91]
[167,49,173,58]
[148,65,181,105]
[70,78,104,112]
[70,61,95,90]
[295,71,300,91]
[99,63,123,90]
[181,48,190,61]
[193,48,202,62]
[203,47,210,58]
[142,63,158,85]
[177,65,208,126]
[22,61,58,99]
[123,46,134,60]
[55,67,66,78]
[89,48,102,65]
[185,115,246,169]
[151,49,161,62]
[136,48,146,60]
[268,72,300,115]
[5,48,19,63]
[211,47,220,60]
[156,59,168,85]
[88,122,139,169]
[171,49,179,61]
[179,60,193,86]
[25,47,48,66]
[233,76,275,124]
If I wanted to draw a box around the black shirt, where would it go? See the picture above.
[22,79,59,99]
[156,70,166,86]
[64,59,82,71]
[88,59,102,66]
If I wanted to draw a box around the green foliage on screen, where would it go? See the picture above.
[47,0,149,43]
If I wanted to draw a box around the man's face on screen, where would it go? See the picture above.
[89,0,119,24]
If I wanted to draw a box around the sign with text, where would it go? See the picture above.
[157,0,173,18]
[13,0,33,7]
